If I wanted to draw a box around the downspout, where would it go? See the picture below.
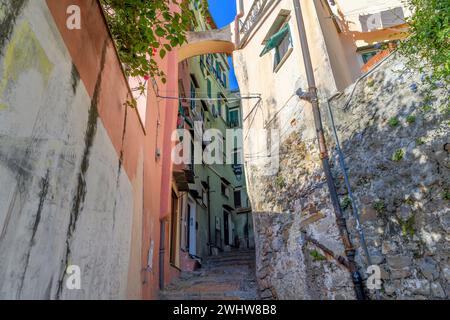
[234,0,245,48]
[326,94,381,300]
[207,176,212,255]
[292,0,366,300]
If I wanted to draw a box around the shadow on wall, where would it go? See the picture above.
[246,54,449,300]
[325,53,449,300]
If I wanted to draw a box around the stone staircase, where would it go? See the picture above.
[160,249,258,300]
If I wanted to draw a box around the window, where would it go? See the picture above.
[361,50,379,64]
[216,61,221,80]
[218,133,224,158]
[234,190,242,208]
[190,80,196,110]
[228,109,239,127]
[232,148,243,165]
[202,189,208,207]
[221,183,230,198]
[217,93,222,119]
[207,79,212,98]
[274,27,293,70]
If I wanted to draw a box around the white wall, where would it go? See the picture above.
[0,0,133,299]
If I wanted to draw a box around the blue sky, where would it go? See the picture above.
[208,0,239,90]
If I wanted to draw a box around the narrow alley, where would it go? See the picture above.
[0,0,448,305]
[161,250,257,300]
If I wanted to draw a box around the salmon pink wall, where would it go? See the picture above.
[46,0,181,299]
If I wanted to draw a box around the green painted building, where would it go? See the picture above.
[175,3,253,265]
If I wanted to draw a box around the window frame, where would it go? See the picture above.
[273,26,293,72]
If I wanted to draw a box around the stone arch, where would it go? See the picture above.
[178,24,236,62]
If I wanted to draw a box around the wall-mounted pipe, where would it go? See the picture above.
[234,0,245,48]
[292,0,366,300]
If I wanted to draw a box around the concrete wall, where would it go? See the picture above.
[0,0,184,300]
[0,0,140,299]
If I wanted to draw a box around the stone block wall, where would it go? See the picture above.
[327,54,449,299]
[246,54,449,300]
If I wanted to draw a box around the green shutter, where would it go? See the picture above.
[207,79,211,98]
[260,24,290,57]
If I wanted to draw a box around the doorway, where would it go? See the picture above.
[159,220,166,289]
[187,199,196,256]
[170,191,178,265]
[223,210,232,246]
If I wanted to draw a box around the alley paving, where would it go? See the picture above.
[160,250,258,300]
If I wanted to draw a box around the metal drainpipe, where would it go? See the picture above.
[234,0,245,47]
[207,175,212,255]
[292,0,366,300]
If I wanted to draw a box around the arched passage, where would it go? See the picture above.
[178,24,236,62]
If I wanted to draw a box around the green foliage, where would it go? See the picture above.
[442,189,450,200]
[421,104,433,113]
[392,149,405,162]
[373,200,386,214]
[415,137,425,145]
[341,196,352,211]
[399,0,450,86]
[100,0,208,89]
[310,250,326,262]
[388,117,400,127]
[275,175,285,188]
[406,115,416,124]
[366,78,375,87]
[399,216,416,237]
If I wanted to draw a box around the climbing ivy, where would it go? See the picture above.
[400,0,450,86]
[100,0,208,89]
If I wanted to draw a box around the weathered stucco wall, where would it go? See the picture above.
[238,50,449,299]
[235,0,356,299]
[0,0,138,299]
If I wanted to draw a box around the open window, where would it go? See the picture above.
[260,10,293,72]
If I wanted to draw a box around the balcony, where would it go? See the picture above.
[202,54,227,89]
[239,0,276,45]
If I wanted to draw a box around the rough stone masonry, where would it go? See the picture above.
[248,54,449,300]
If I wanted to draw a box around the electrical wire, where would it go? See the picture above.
[264,94,297,129]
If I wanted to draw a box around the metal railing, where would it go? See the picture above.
[238,0,278,46]
[239,0,269,35]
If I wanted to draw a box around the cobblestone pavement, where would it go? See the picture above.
[160,250,258,300]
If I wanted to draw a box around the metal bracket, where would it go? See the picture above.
[296,88,315,102]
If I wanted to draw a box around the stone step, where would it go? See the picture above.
[160,291,252,300]
[207,251,255,259]
[161,249,257,300]
[205,259,255,267]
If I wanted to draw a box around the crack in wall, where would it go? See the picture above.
[17,169,50,298]
[55,39,109,299]
[70,63,80,95]
[112,104,129,229]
